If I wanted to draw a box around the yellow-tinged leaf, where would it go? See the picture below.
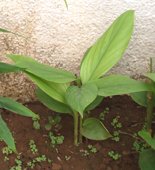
[80,10,134,84]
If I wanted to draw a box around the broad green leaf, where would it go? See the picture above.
[0,62,23,73]
[131,92,155,107]
[81,118,111,140]
[92,75,153,97]
[86,96,103,111]
[36,88,72,115]
[0,28,11,33]
[0,115,16,152]
[26,72,68,103]
[80,10,134,84]
[7,54,76,83]
[139,149,155,170]
[65,84,98,117]
[139,130,155,150]
[80,46,92,67]
[146,73,155,82]
[0,97,38,119]
[131,92,147,107]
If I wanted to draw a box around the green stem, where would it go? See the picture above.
[146,58,154,132]
[75,77,83,144]
[73,112,79,146]
[79,116,83,144]
[146,92,154,131]
[76,78,81,87]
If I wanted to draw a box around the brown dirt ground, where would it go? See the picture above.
[0,96,146,170]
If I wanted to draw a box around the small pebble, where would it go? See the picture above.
[35,165,42,170]
[122,150,130,155]
[106,166,112,170]
[52,163,62,170]
[94,143,102,150]
[112,165,120,170]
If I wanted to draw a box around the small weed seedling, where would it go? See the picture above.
[47,158,52,163]
[87,144,98,153]
[108,150,121,160]
[111,116,122,142]
[32,117,40,130]
[2,146,13,161]
[99,107,109,121]
[27,155,51,169]
[35,155,47,162]
[111,116,122,129]
[27,140,52,169]
[80,149,90,157]
[132,140,148,152]
[132,133,148,152]
[29,140,38,154]
[45,115,61,131]
[112,131,120,142]
[49,132,64,147]
[27,161,35,169]
[80,145,98,157]
[10,155,22,170]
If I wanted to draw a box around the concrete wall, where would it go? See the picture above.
[0,0,155,101]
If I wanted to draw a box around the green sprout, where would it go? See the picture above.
[99,107,109,121]
[87,145,98,153]
[49,132,64,147]
[111,116,122,142]
[108,150,121,160]
[45,115,61,131]
[2,146,13,161]
[80,149,90,157]
[80,145,98,157]
[111,116,122,129]
[27,155,48,169]
[10,155,22,170]
[29,140,38,154]
[32,117,40,130]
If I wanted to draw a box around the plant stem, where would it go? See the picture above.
[119,130,141,140]
[75,77,83,144]
[79,116,83,144]
[73,112,79,146]
[76,78,81,87]
[146,58,154,132]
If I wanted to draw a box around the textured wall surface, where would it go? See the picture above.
[0,0,155,101]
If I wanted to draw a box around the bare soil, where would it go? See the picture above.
[0,96,145,170]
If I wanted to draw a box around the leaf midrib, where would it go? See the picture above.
[87,16,126,81]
